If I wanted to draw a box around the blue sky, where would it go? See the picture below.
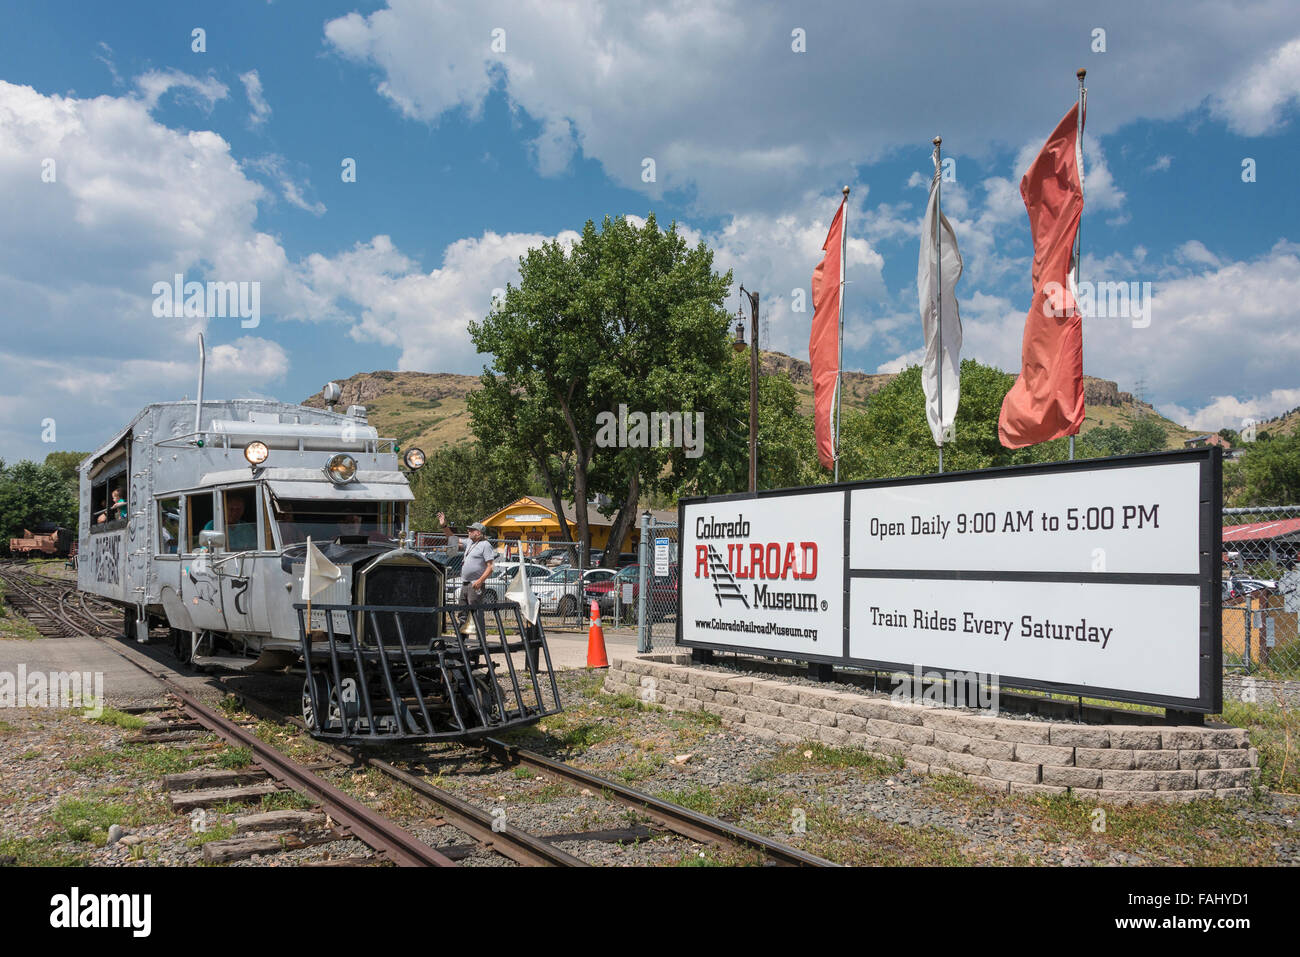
[2,0,1299,461]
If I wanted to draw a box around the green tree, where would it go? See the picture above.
[43,451,85,488]
[469,213,735,565]
[1074,415,1166,458]
[670,351,819,494]
[0,460,78,550]
[407,441,541,530]
[836,361,1067,480]
[1231,434,1300,506]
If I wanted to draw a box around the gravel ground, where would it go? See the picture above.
[6,562,1297,868]
[0,707,376,867]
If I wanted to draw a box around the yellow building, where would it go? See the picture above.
[477,497,674,559]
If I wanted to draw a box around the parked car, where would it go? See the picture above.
[533,567,617,617]
[479,561,552,604]
[585,564,679,622]
[588,550,639,568]
[1223,577,1278,604]
[535,546,579,567]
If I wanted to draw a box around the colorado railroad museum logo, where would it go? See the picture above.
[694,514,821,611]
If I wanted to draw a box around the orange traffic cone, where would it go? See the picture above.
[586,599,609,669]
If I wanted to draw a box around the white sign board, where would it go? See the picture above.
[678,450,1219,711]
[654,537,670,577]
[679,490,843,660]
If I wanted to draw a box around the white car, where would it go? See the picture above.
[532,567,616,616]
[477,561,552,604]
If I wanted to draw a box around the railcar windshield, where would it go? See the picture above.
[272,498,406,546]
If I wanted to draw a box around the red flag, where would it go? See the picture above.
[810,199,845,469]
[998,104,1085,449]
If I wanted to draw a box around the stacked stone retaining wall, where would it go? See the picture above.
[603,656,1258,804]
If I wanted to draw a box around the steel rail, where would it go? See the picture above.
[7,565,831,868]
[0,566,457,868]
[483,737,837,867]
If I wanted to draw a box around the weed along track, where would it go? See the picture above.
[0,563,832,867]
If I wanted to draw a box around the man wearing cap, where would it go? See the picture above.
[439,512,496,627]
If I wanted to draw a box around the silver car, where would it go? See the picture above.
[532,567,616,617]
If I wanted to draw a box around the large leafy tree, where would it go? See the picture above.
[469,213,735,565]
[837,360,1068,481]
[0,460,77,550]
[1229,434,1300,506]
[43,451,86,489]
[407,441,541,530]
[671,350,820,494]
[1074,416,1167,458]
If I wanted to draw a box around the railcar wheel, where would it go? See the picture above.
[302,672,360,733]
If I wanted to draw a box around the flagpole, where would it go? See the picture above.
[933,137,945,474]
[1070,67,1087,462]
[834,184,849,482]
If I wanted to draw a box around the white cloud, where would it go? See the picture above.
[134,69,228,112]
[0,79,292,459]
[239,70,272,126]
[247,154,326,215]
[1211,35,1300,135]
[323,1,1300,213]
[1147,154,1172,172]
[1161,388,1300,433]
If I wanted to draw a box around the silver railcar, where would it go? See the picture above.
[78,344,560,740]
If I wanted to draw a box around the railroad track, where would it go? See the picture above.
[1,563,835,867]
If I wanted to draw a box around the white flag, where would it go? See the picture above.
[505,564,540,626]
[918,149,964,446]
[301,536,342,601]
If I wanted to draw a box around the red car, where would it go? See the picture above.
[584,564,679,622]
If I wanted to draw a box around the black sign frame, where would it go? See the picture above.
[677,447,1222,714]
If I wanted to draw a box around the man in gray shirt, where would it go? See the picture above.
[439,513,496,629]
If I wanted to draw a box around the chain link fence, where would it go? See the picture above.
[637,516,680,653]
[411,531,639,628]
[1221,505,1300,680]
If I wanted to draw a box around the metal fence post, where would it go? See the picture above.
[637,511,651,653]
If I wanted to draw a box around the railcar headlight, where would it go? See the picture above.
[325,453,358,484]
[403,447,426,470]
[244,441,269,466]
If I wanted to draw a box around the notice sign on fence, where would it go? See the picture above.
[678,448,1221,712]
[654,537,670,577]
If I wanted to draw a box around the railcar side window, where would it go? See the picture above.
[90,473,129,531]
[222,487,261,551]
[157,497,180,554]
[184,493,214,552]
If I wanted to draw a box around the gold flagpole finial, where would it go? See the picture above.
[932,136,941,147]
[842,185,850,197]
[1076,67,1087,82]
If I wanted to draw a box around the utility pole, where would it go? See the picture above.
[740,285,760,492]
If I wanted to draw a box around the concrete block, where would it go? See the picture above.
[1100,770,1159,792]
[1108,727,1163,750]
[986,758,1041,784]
[1014,743,1075,766]
[1048,725,1111,748]
[1075,748,1134,770]
[1132,750,1178,770]
[1042,765,1103,789]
